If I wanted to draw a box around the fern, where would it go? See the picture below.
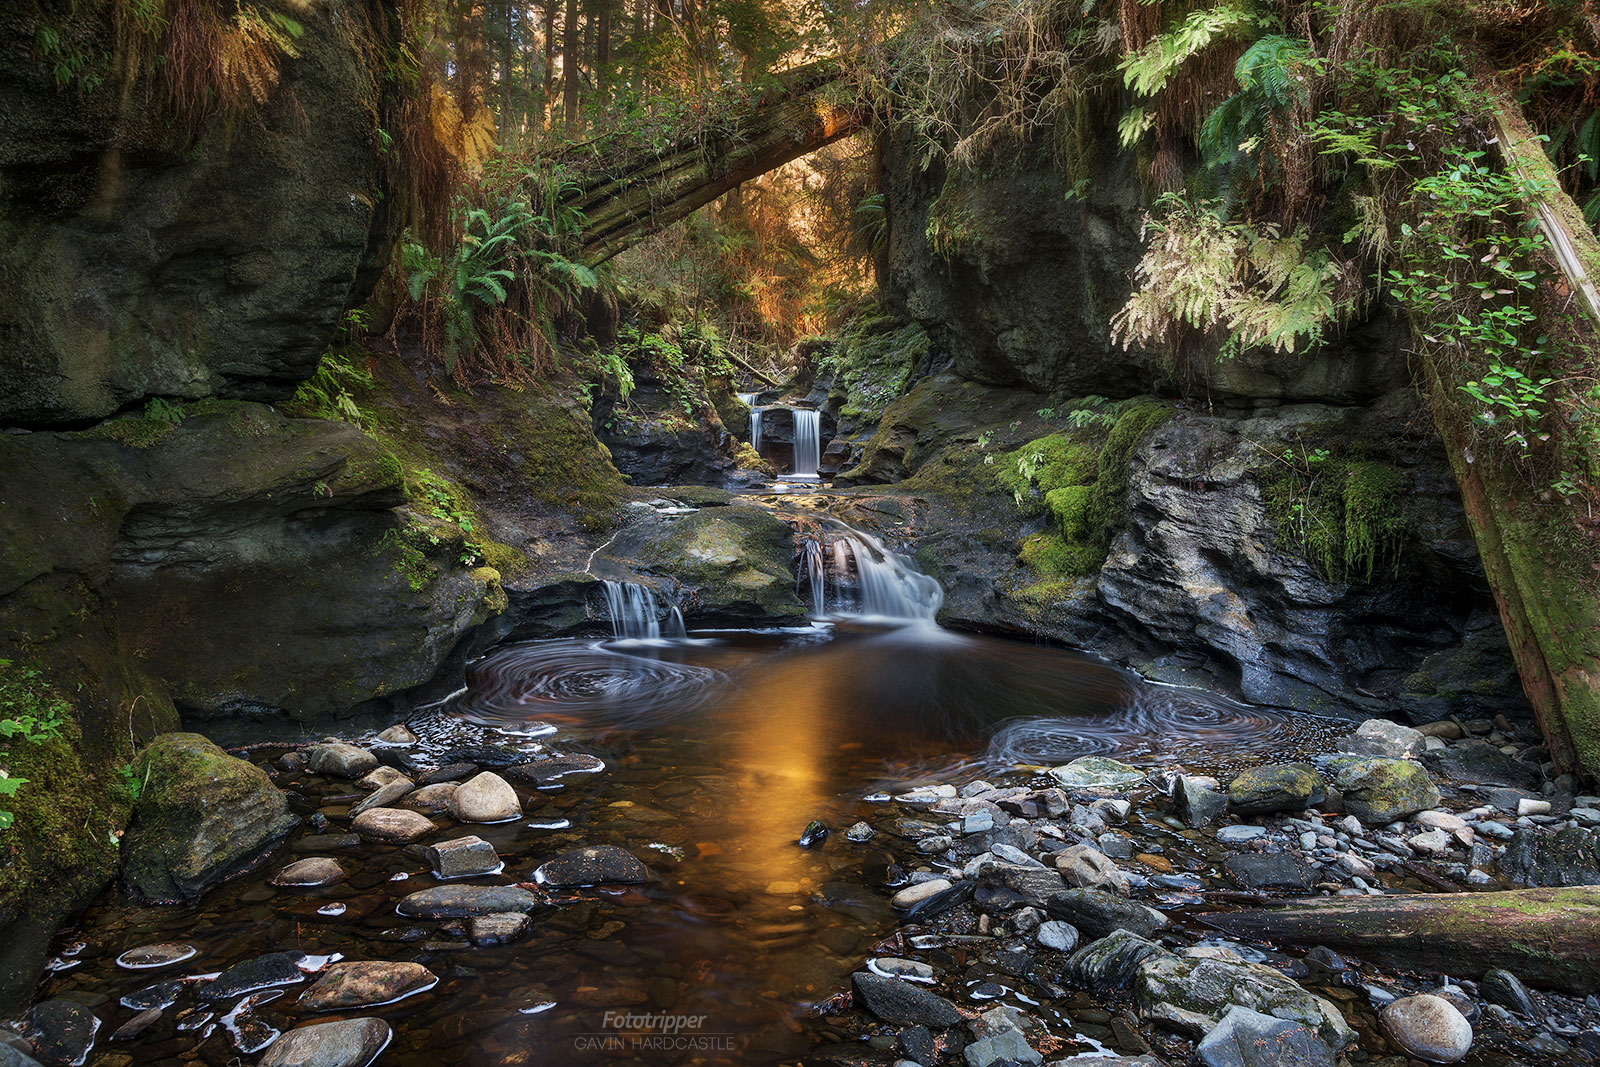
[1119,3,1258,99]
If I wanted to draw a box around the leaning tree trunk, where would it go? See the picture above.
[1204,887,1600,992]
[1416,85,1600,782]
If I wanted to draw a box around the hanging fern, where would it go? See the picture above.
[1197,34,1311,182]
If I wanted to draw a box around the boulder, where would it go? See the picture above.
[1135,948,1354,1050]
[120,733,298,904]
[1048,757,1144,790]
[270,858,346,888]
[1228,764,1324,815]
[425,836,502,879]
[534,846,653,887]
[1055,845,1131,894]
[19,1000,100,1067]
[1223,853,1315,892]
[306,743,379,779]
[1479,969,1538,1016]
[975,863,1067,910]
[200,952,308,1001]
[351,807,436,845]
[446,772,522,823]
[850,971,962,1028]
[1196,1005,1336,1067]
[1504,826,1600,887]
[1379,994,1472,1064]
[1335,758,1441,825]
[1342,719,1426,758]
[1175,776,1228,828]
[259,1018,392,1067]
[1064,930,1169,990]
[298,961,437,1011]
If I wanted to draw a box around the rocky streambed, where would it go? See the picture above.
[5,629,1599,1067]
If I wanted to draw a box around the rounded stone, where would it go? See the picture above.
[447,772,522,823]
[1380,994,1472,1064]
[402,783,460,813]
[115,942,198,970]
[270,857,346,887]
[298,961,437,1011]
[351,807,436,845]
[305,742,378,779]
[376,724,419,745]
[259,1018,391,1067]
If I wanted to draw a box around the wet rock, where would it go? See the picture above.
[120,980,184,1011]
[963,1028,1041,1067]
[1046,889,1168,940]
[799,820,830,848]
[376,724,419,745]
[425,835,502,879]
[1055,845,1130,894]
[299,961,437,1011]
[355,766,408,790]
[349,777,414,817]
[850,971,962,1028]
[21,1000,100,1067]
[999,788,1069,818]
[1228,764,1324,815]
[1036,921,1080,953]
[871,958,935,981]
[1196,1005,1336,1067]
[898,1025,936,1064]
[200,952,307,1001]
[114,943,196,970]
[271,857,346,888]
[893,879,953,909]
[1065,930,1168,990]
[120,733,299,904]
[1048,757,1144,790]
[975,863,1066,910]
[470,912,532,945]
[259,1018,391,1067]
[504,754,608,785]
[1135,948,1353,1050]
[1175,776,1228,828]
[1222,853,1315,892]
[351,807,436,844]
[396,885,540,918]
[1480,969,1537,1016]
[447,772,522,823]
[305,742,379,779]
[846,822,876,842]
[1505,824,1600,887]
[1215,825,1267,845]
[534,845,653,887]
[0,1043,41,1067]
[419,763,478,786]
[110,1007,162,1044]
[1335,758,1441,825]
[1409,829,1450,855]
[1343,719,1426,758]
[403,783,460,813]
[1379,994,1472,1063]
[439,745,527,768]
[1423,739,1540,790]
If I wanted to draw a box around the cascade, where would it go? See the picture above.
[602,580,686,640]
[792,409,821,477]
[749,407,764,453]
[736,392,760,406]
[796,521,943,622]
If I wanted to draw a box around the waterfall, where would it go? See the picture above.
[736,392,760,407]
[796,522,943,622]
[792,409,821,477]
[749,407,764,454]
[602,580,686,640]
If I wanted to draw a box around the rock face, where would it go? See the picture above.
[0,3,398,425]
[120,733,297,904]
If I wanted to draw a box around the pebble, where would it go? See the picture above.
[1518,798,1552,817]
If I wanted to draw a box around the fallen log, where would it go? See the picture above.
[1201,886,1600,993]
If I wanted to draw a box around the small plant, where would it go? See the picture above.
[117,762,150,804]
[0,659,70,833]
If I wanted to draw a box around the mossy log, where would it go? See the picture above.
[551,61,861,264]
[1415,88,1600,783]
[1203,887,1600,992]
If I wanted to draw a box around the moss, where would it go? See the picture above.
[733,441,774,475]
[1262,451,1407,582]
[993,434,1100,515]
[821,316,931,422]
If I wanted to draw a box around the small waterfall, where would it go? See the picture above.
[602,580,686,640]
[792,409,821,477]
[749,407,764,454]
[797,522,943,622]
[736,392,760,407]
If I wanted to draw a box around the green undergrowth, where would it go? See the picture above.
[995,399,1174,586]
[1259,442,1407,582]
[820,315,931,423]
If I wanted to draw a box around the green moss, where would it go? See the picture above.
[993,434,1100,514]
[1262,452,1407,582]
[82,397,188,449]
[821,316,931,422]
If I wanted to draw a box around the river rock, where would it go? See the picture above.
[893,879,953,909]
[1379,994,1473,1063]
[120,733,299,904]
[504,754,607,785]
[1422,739,1540,789]
[419,763,479,786]
[396,884,540,918]
[1065,930,1168,990]
[447,772,522,823]
[1228,764,1324,815]
[1135,948,1354,1050]
[299,961,437,1011]
[1335,758,1440,825]
[259,1018,392,1067]
[975,862,1067,909]
[270,857,346,887]
[403,783,460,813]
[964,1028,1042,1067]
[1504,825,1600,887]
[850,971,962,1027]
[376,724,419,745]
[0,1044,41,1067]
[356,766,408,790]
[1046,889,1168,939]
[20,1000,99,1067]
[534,845,653,887]
[114,943,197,970]
[1036,920,1080,952]
[1048,757,1144,790]
[351,807,436,844]
[1342,719,1426,758]
[1223,853,1315,892]
[1196,1004,1336,1067]
[200,952,307,1001]
[470,912,533,945]
[1175,776,1228,828]
[425,835,502,878]
[305,742,379,779]
[1055,845,1131,893]
[349,777,414,817]
[120,980,184,1011]
[1479,969,1537,1016]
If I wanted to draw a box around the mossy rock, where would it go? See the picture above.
[1334,757,1441,826]
[120,733,298,904]
[1228,763,1326,815]
[625,506,807,624]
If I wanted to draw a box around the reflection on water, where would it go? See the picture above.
[37,627,1344,1066]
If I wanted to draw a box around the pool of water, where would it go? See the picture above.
[34,625,1345,1065]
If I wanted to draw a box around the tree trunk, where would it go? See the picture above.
[1203,887,1600,993]
[596,0,611,95]
[561,0,582,134]
[542,0,557,131]
[456,0,487,119]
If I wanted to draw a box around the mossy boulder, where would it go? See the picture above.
[120,733,298,903]
[1228,763,1326,815]
[1335,757,1441,825]
[613,506,807,624]
[1135,949,1355,1050]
